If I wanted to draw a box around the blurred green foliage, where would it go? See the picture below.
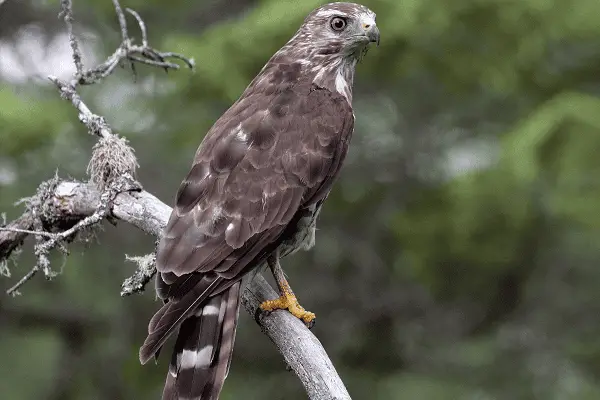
[0,88,68,156]
[1,0,600,399]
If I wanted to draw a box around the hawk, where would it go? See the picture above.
[139,3,379,399]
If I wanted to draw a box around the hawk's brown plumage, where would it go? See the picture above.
[140,3,379,399]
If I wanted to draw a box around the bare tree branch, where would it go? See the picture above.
[125,8,148,47]
[58,0,194,89]
[0,0,351,398]
[243,275,352,400]
[0,214,34,262]
[3,174,140,296]
[1,0,172,295]
[122,253,157,296]
[58,0,84,74]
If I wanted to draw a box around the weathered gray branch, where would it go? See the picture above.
[1,180,351,400]
[242,275,352,400]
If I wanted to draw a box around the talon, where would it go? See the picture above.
[263,252,316,328]
[259,291,316,327]
[254,305,266,324]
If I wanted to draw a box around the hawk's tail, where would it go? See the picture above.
[162,282,242,400]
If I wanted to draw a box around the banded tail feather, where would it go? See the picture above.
[140,274,224,364]
[161,282,241,400]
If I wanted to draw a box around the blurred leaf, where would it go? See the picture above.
[0,88,68,156]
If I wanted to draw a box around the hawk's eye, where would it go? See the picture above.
[330,17,347,31]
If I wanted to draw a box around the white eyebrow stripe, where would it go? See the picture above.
[315,9,347,18]
[359,14,376,27]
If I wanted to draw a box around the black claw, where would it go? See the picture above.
[254,307,262,323]
[305,318,316,330]
[255,307,270,324]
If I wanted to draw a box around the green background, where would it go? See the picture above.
[1,0,600,398]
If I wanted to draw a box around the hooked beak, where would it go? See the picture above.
[365,24,380,47]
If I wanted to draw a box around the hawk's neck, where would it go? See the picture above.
[251,45,359,105]
[311,57,357,104]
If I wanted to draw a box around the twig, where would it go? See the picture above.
[58,0,84,75]
[0,213,35,262]
[49,78,113,138]
[49,75,138,188]
[121,253,156,296]
[111,0,129,43]
[56,0,193,89]
[127,55,180,69]
[5,268,38,296]
[125,8,148,47]
[0,227,59,239]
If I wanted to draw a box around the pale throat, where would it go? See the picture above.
[312,56,358,104]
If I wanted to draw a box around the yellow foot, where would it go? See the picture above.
[260,292,316,327]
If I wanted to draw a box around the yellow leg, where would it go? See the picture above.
[259,253,316,327]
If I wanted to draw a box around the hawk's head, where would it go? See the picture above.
[294,2,379,59]
[251,2,378,103]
